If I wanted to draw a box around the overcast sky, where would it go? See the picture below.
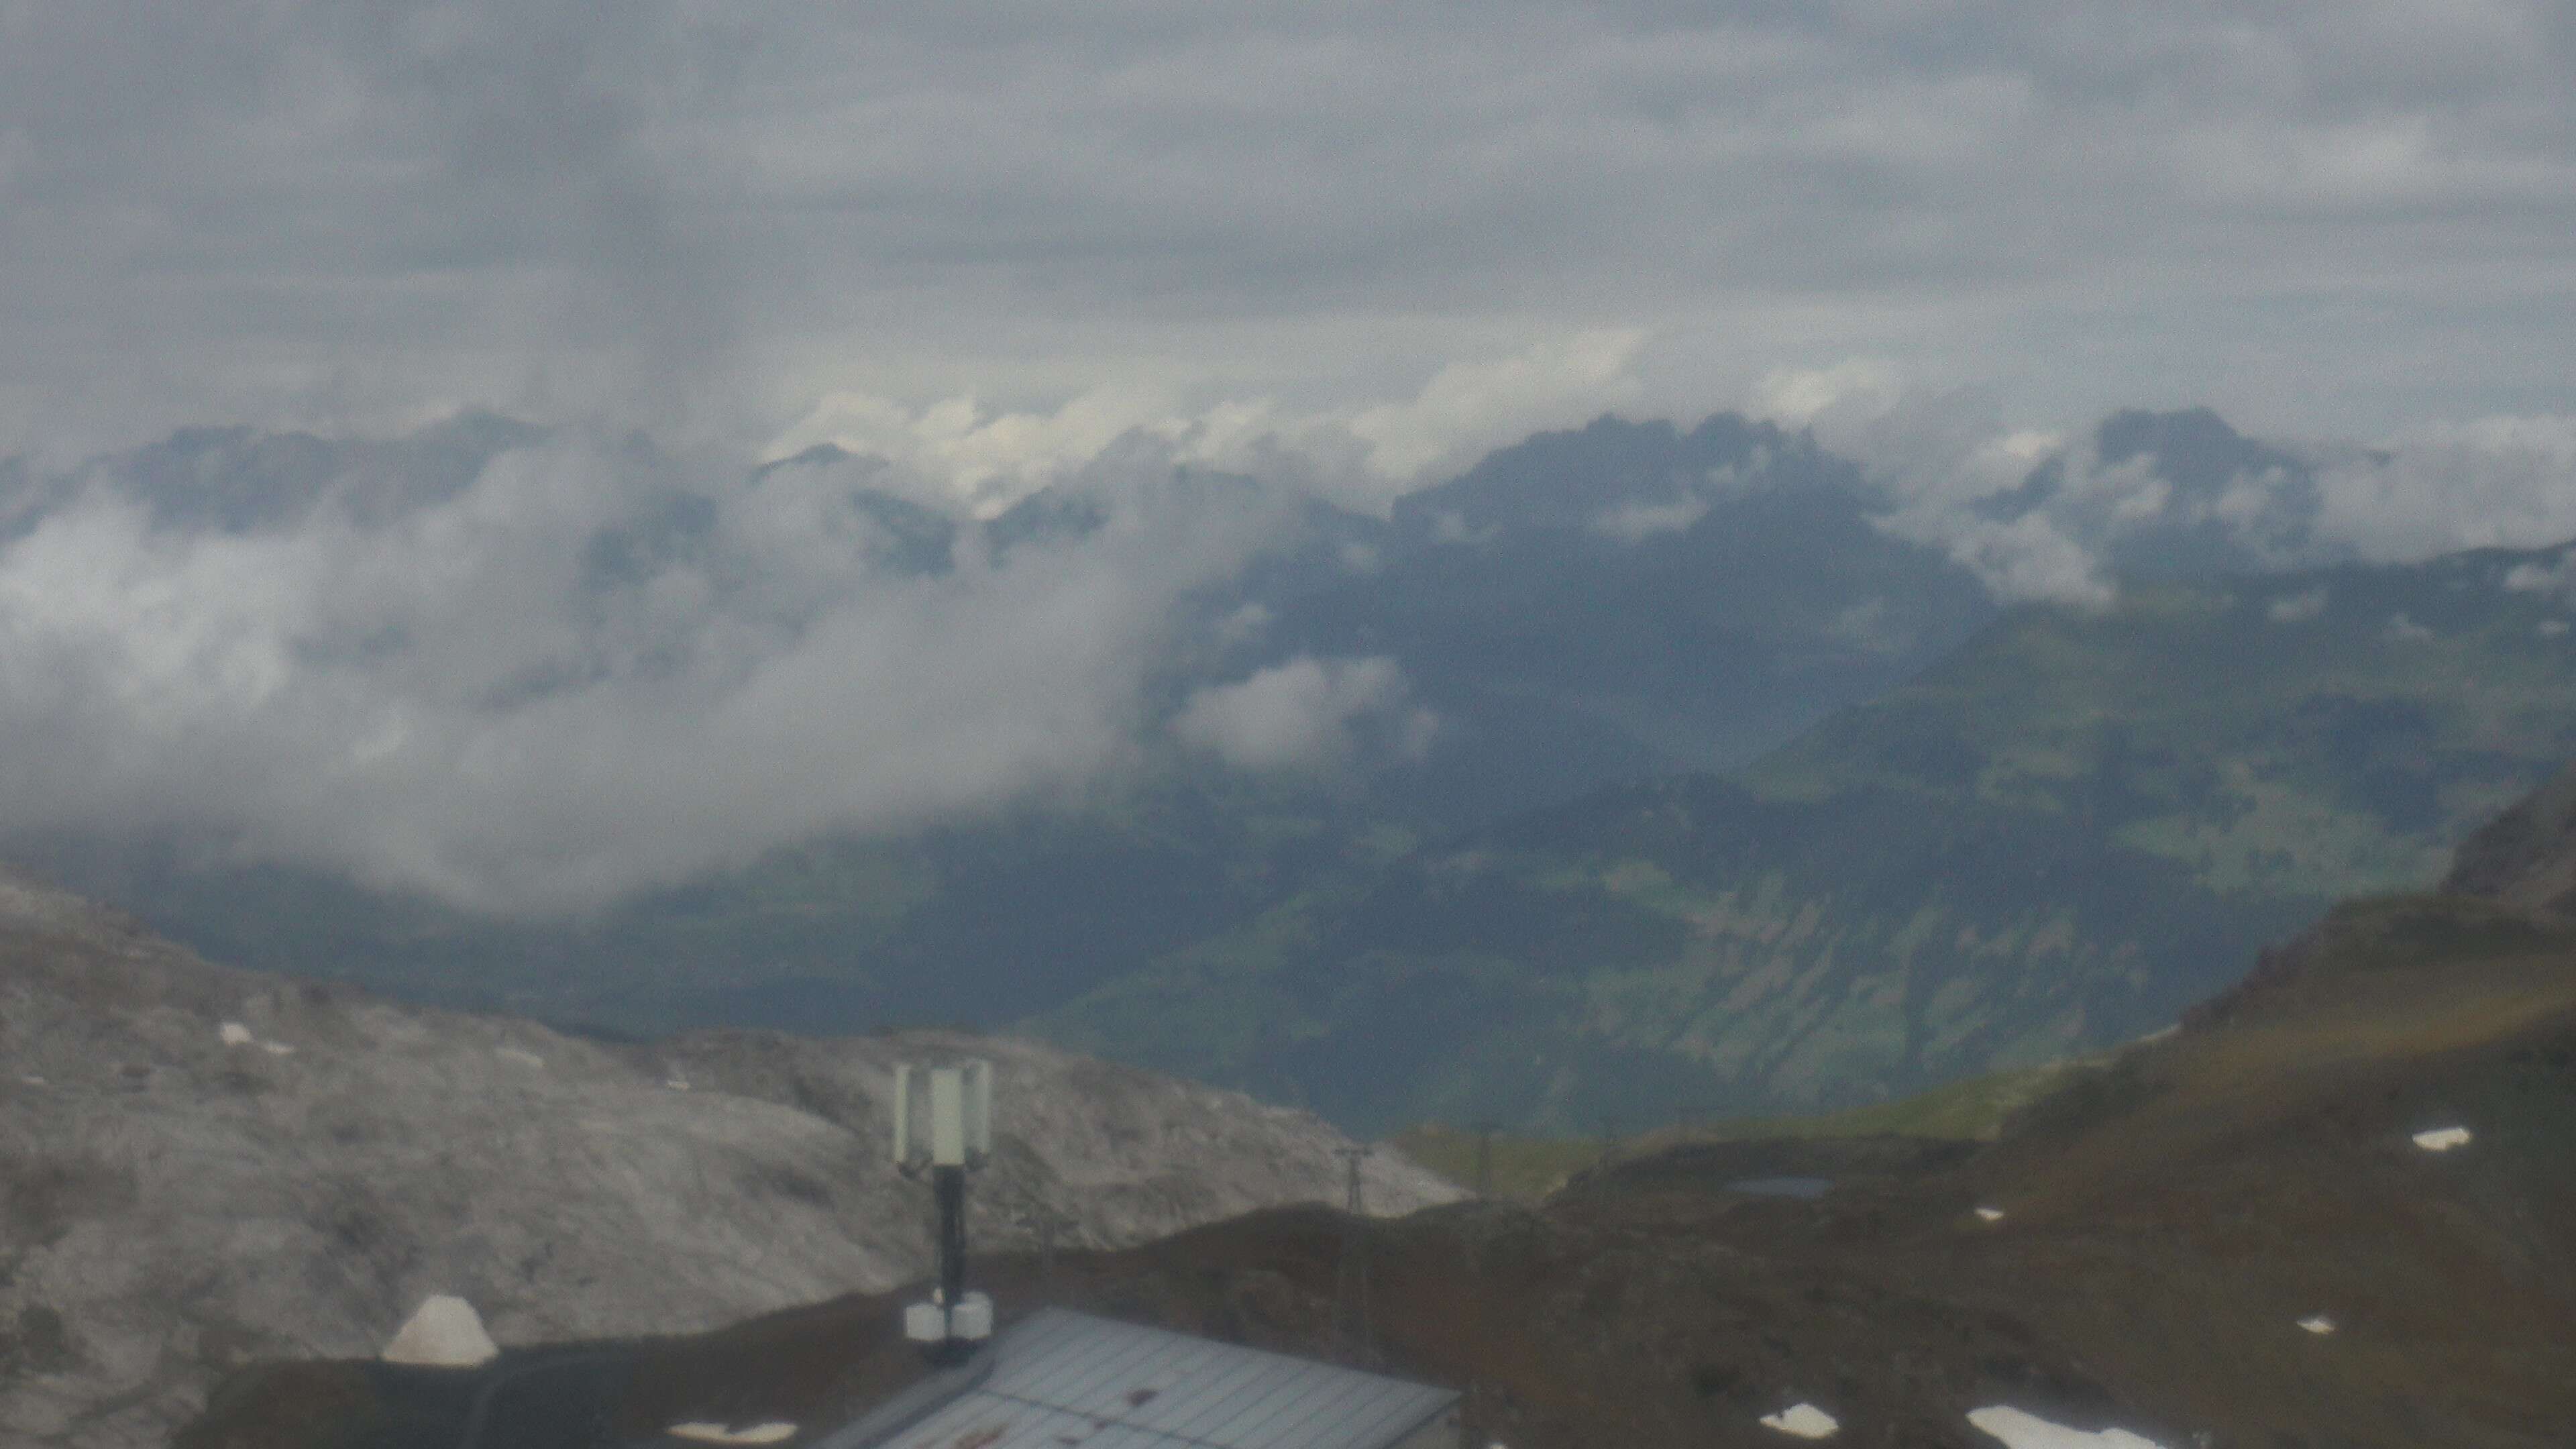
[5,0,2573,460]
[3,1,2574,914]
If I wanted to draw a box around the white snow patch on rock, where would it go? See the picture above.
[260,1040,296,1056]
[380,1295,499,1368]
[2298,1313,2336,1335]
[495,1046,547,1069]
[19,1073,44,1086]
[2412,1126,2472,1152]
[667,1423,796,1445]
[1975,1205,2007,1222]
[219,1021,254,1046]
[1760,1401,1841,1437]
[1967,1405,2167,1448]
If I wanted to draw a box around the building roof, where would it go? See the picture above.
[835,1309,1458,1449]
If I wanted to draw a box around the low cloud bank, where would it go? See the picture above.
[0,335,1646,918]
[1174,657,1436,775]
[0,427,1291,915]
[762,331,1649,520]
[3,349,2570,915]
[1751,361,2576,603]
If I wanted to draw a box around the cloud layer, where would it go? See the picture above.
[0,426,1293,913]
[1174,656,1436,775]
[1758,362,2576,602]
[3,2,2571,453]
[1,379,2571,914]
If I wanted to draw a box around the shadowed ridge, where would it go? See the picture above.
[2443,757,2576,918]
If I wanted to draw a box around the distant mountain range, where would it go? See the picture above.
[9,408,2575,1136]
[1034,541,2576,1132]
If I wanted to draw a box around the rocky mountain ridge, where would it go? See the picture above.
[0,869,1454,1448]
[2445,756,2576,917]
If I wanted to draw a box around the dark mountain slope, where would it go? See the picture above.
[2443,757,2576,917]
[187,801,2576,1448]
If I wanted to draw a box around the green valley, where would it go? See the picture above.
[1032,544,2576,1132]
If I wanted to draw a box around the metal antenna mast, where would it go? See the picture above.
[894,1059,995,1364]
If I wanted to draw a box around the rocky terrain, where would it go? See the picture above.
[189,763,2576,1448]
[0,868,1454,1448]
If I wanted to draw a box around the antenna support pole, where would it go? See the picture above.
[934,1163,967,1310]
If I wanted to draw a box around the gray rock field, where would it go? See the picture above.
[0,869,1456,1447]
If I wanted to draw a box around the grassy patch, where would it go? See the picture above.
[1395,1053,2108,1199]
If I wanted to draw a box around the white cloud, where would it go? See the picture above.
[1752,360,1907,431]
[1172,655,1435,774]
[761,386,1186,519]
[0,427,1292,915]
[2,1,2573,461]
[763,331,1648,519]
[2267,587,2328,623]
[1340,330,1649,490]
[1874,500,2113,607]
[2503,552,2576,600]
[1756,353,2576,598]
[2313,416,2576,560]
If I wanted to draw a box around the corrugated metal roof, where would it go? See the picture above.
[865,1309,1456,1449]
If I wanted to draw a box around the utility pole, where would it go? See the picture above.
[1030,1203,1073,1287]
[1338,1144,1370,1214]
[1332,1145,1374,1363]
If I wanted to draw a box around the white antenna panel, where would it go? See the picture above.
[930,1067,966,1164]
[892,1059,993,1169]
[963,1059,992,1157]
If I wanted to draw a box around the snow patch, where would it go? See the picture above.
[381,1295,499,1368]
[667,1424,797,1445]
[2412,1126,2472,1152]
[1975,1206,2007,1222]
[2540,619,2569,637]
[2298,1314,2335,1334]
[665,1076,692,1091]
[219,1022,254,1046]
[17,1073,44,1086]
[260,1040,296,1056]
[1760,1401,1841,1438]
[496,1046,547,1070]
[1967,1405,2168,1448]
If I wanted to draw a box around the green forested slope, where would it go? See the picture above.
[1035,546,2576,1132]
